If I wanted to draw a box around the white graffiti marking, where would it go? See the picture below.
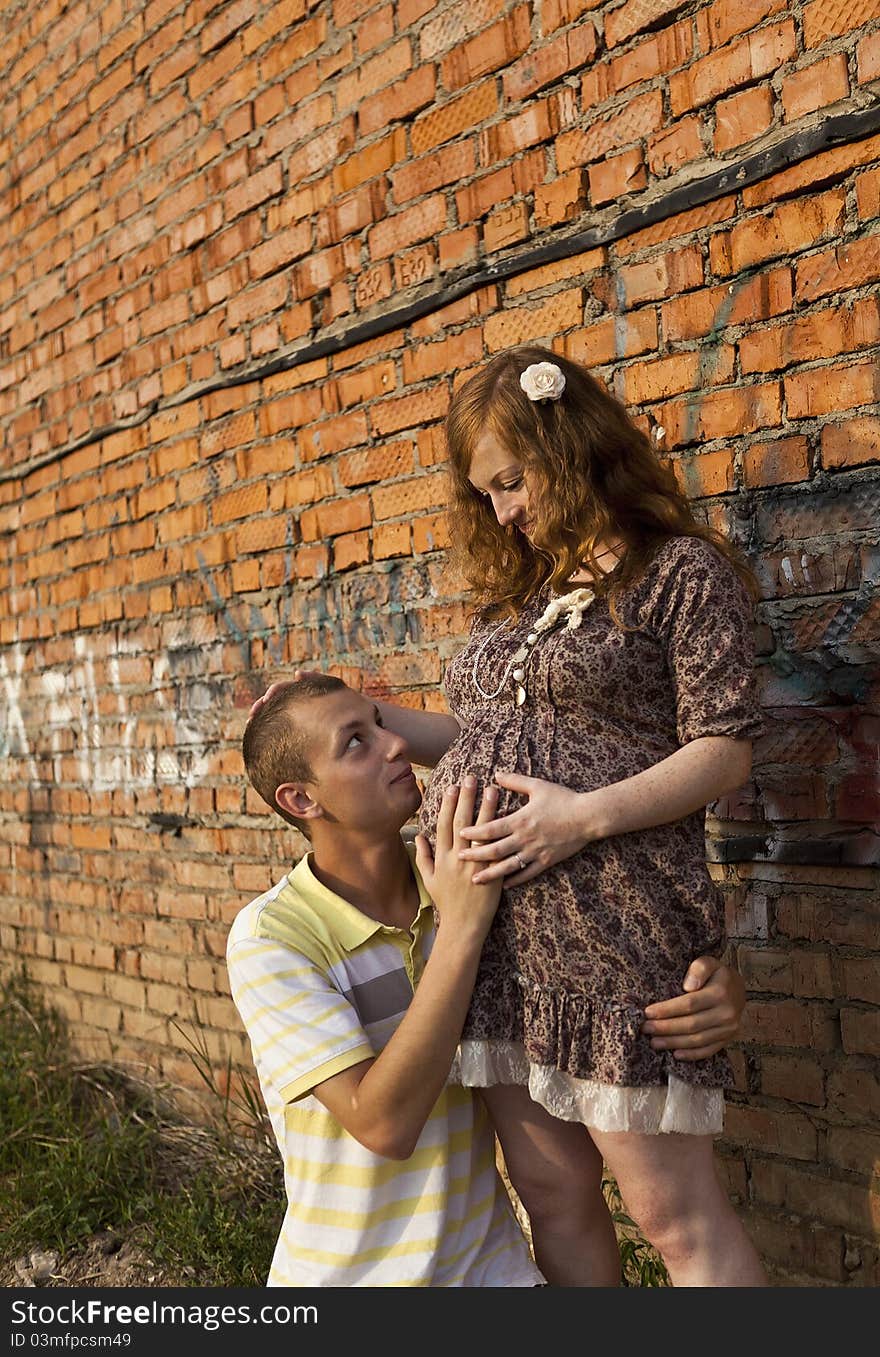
[2,637,213,793]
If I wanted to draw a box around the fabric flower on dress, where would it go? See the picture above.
[519,362,566,403]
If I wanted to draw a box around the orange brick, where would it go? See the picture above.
[373,521,411,559]
[785,359,879,419]
[336,38,413,112]
[533,169,588,227]
[659,381,782,445]
[740,298,880,372]
[372,472,449,520]
[858,29,880,83]
[557,90,664,171]
[412,510,451,554]
[455,164,516,225]
[411,83,497,157]
[669,21,796,115]
[211,483,268,526]
[742,436,810,488]
[333,530,371,572]
[333,126,406,196]
[439,225,480,271]
[714,86,774,152]
[619,245,703,306]
[367,194,447,261]
[564,308,658,366]
[796,232,880,301]
[301,494,371,540]
[374,648,441,688]
[821,417,880,470]
[624,352,705,404]
[234,516,289,555]
[338,441,415,487]
[390,244,437,296]
[441,5,532,91]
[803,0,873,46]
[334,360,398,410]
[696,0,788,50]
[673,447,735,497]
[392,141,475,207]
[542,0,605,29]
[484,201,530,252]
[369,385,448,437]
[743,131,880,208]
[507,248,606,298]
[484,287,583,351]
[355,5,394,55]
[606,0,690,47]
[503,19,597,101]
[856,166,880,221]
[299,410,370,462]
[358,64,436,138]
[588,148,646,205]
[417,426,448,468]
[782,53,849,122]
[403,331,483,387]
[646,116,704,176]
[354,260,394,311]
[712,190,846,276]
[661,268,793,342]
[479,99,555,164]
[148,584,174,612]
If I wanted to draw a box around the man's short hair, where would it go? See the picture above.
[242,675,347,828]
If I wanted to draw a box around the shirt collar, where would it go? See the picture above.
[286,840,434,953]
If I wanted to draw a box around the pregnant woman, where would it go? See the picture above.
[255,345,766,1286]
[411,347,766,1286]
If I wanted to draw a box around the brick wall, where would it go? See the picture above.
[1,0,878,1284]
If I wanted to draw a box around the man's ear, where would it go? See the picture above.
[275,783,323,823]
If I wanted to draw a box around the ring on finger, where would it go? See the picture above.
[515,853,528,872]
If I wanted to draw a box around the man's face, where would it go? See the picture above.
[279,688,422,834]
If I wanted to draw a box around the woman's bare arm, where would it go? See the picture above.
[375,700,461,769]
[457,736,752,882]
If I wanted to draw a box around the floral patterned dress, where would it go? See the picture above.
[418,536,764,1134]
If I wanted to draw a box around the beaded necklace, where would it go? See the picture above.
[470,587,596,706]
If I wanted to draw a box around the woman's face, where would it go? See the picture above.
[468,429,533,537]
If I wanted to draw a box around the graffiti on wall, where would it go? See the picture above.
[0,634,214,792]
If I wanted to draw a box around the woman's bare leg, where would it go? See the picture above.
[481,1085,621,1287]
[589,1127,767,1287]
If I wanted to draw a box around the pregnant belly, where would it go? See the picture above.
[417,719,676,845]
[418,731,524,844]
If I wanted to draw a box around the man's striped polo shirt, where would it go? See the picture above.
[226,840,543,1288]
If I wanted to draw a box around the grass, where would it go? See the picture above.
[0,967,668,1287]
[0,969,283,1286]
[603,1176,670,1287]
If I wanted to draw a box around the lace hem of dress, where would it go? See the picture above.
[460,970,735,1091]
[451,1039,724,1135]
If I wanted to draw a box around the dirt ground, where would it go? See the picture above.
[1,1231,181,1289]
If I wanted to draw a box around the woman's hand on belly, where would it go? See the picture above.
[457,770,607,886]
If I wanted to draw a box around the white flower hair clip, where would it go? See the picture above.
[519,361,566,403]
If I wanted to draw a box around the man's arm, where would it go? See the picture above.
[312,779,499,1160]
[641,956,747,1061]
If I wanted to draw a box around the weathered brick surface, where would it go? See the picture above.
[1,0,878,1286]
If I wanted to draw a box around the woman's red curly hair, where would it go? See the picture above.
[444,344,756,622]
